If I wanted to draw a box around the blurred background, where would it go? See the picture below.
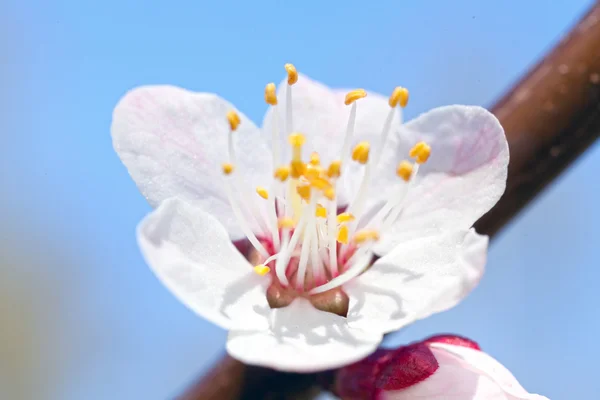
[1,0,598,399]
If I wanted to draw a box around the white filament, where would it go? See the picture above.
[381,164,420,233]
[223,177,269,258]
[340,102,357,166]
[295,196,318,289]
[309,250,372,294]
[327,191,339,276]
[285,84,293,134]
[271,104,282,168]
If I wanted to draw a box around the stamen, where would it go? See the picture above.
[362,160,416,232]
[222,176,269,258]
[253,264,271,276]
[261,183,281,250]
[310,176,330,190]
[284,63,298,85]
[265,83,282,167]
[351,142,370,164]
[310,226,325,283]
[290,160,306,179]
[256,186,269,199]
[347,147,373,224]
[340,90,367,166]
[327,160,342,178]
[381,163,420,233]
[396,160,414,182]
[276,209,308,285]
[264,83,277,105]
[296,196,318,290]
[353,229,380,244]
[305,164,323,180]
[337,212,355,224]
[409,141,431,164]
[316,204,327,218]
[344,89,367,105]
[226,110,241,131]
[278,217,295,229]
[284,63,297,134]
[274,166,290,181]
[337,225,349,244]
[327,193,339,276]
[296,184,311,201]
[323,187,335,201]
[309,250,373,295]
[222,163,234,175]
[388,86,409,108]
[309,152,320,166]
[226,110,241,165]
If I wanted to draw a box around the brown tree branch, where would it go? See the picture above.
[177,3,600,399]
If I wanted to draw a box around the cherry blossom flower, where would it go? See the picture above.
[334,335,549,400]
[111,64,508,371]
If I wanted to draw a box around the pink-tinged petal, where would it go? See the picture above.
[138,198,270,331]
[383,344,548,400]
[428,343,549,400]
[424,334,481,350]
[226,298,382,372]
[334,343,439,400]
[368,105,508,255]
[345,229,487,334]
[112,85,272,239]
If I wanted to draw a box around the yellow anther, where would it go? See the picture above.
[323,187,336,201]
[284,63,298,85]
[351,141,370,164]
[316,204,327,218]
[305,164,323,180]
[222,163,235,175]
[353,230,380,244]
[409,141,431,164]
[344,89,367,105]
[290,160,306,178]
[310,177,331,191]
[265,82,278,105]
[389,87,409,108]
[336,212,355,224]
[226,110,241,131]
[278,217,295,229]
[327,160,342,178]
[288,132,306,147]
[253,264,271,276]
[274,165,290,181]
[409,142,426,157]
[337,225,349,244]
[256,186,269,199]
[396,160,414,182]
[309,152,321,166]
[289,132,306,162]
[296,184,311,201]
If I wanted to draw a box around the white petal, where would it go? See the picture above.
[384,344,548,400]
[370,105,508,254]
[345,229,487,334]
[226,298,382,372]
[112,85,272,239]
[138,198,270,331]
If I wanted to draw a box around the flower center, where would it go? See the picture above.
[221,64,431,307]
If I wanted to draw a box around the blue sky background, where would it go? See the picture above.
[1,1,598,399]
